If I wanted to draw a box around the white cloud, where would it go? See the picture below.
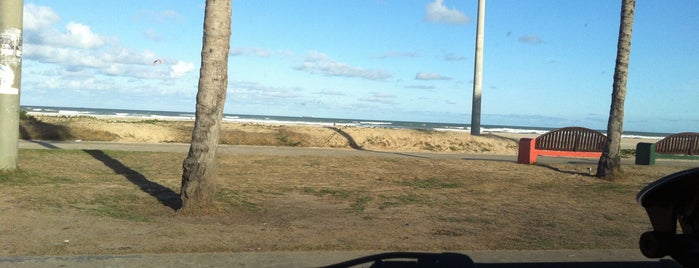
[359,92,397,104]
[170,61,195,78]
[23,4,61,31]
[230,47,273,57]
[519,34,544,44]
[425,0,470,25]
[405,85,436,90]
[57,22,106,49]
[316,89,346,96]
[295,51,391,81]
[371,51,418,59]
[135,9,185,24]
[415,72,451,80]
[443,53,466,61]
[142,29,164,42]
[23,4,194,83]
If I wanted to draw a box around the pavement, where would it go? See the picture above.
[10,140,694,267]
[0,250,682,267]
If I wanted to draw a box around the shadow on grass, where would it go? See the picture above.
[19,119,73,142]
[537,163,596,177]
[326,126,362,150]
[25,140,61,149]
[325,126,429,159]
[84,150,182,211]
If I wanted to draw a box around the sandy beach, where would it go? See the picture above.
[21,115,658,154]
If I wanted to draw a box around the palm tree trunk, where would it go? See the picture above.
[597,0,635,180]
[180,0,231,211]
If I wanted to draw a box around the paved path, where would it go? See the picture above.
[0,249,681,267]
[19,140,699,167]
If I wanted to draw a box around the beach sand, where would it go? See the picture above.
[23,115,659,154]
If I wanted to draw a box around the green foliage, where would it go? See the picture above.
[620,149,636,158]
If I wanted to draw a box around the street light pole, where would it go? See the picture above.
[471,0,485,136]
[0,0,23,170]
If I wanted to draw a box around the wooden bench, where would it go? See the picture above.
[635,132,699,165]
[517,127,606,164]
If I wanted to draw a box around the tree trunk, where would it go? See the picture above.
[180,0,231,211]
[597,0,635,180]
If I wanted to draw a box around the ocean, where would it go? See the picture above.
[21,105,669,140]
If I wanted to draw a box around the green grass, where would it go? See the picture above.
[0,169,34,185]
[216,189,260,211]
[349,196,373,212]
[302,187,351,198]
[86,194,152,222]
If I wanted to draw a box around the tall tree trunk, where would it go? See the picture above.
[180,0,231,211]
[597,0,635,180]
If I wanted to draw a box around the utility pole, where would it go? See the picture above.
[0,0,23,170]
[471,0,485,136]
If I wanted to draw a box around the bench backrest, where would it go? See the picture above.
[655,132,699,155]
[535,127,606,152]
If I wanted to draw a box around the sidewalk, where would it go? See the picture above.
[0,250,680,268]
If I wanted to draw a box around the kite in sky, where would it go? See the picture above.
[152,59,163,66]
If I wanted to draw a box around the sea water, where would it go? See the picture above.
[22,105,669,140]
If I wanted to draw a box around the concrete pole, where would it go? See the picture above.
[470,0,485,136]
[0,0,23,170]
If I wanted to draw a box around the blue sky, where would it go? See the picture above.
[18,0,699,133]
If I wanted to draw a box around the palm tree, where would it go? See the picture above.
[597,0,636,180]
[180,0,232,211]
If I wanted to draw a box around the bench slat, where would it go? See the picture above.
[535,127,605,152]
[655,132,699,155]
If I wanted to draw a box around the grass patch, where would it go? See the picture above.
[400,178,460,189]
[4,148,693,254]
[0,169,35,185]
[87,194,151,222]
[349,196,373,213]
[302,187,351,199]
[620,149,636,158]
[216,189,260,212]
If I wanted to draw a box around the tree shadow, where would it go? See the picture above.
[19,119,73,141]
[83,150,182,211]
[325,126,362,150]
[536,163,596,177]
[325,126,429,159]
[25,140,61,149]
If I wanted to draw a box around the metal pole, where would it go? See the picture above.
[471,0,485,136]
[0,0,23,170]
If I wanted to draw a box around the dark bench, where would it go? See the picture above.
[517,127,606,164]
[635,132,699,165]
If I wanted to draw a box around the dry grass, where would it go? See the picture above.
[0,148,688,255]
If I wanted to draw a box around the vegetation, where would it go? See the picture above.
[3,148,689,255]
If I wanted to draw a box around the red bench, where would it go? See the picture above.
[517,127,606,164]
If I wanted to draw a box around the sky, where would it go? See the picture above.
[16,0,699,133]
